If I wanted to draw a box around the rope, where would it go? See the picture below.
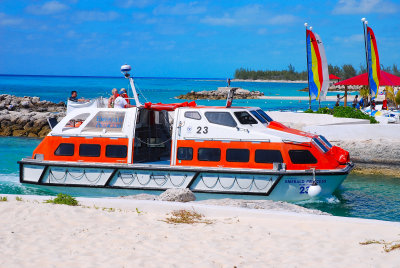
[119,172,137,185]
[200,174,273,192]
[134,81,149,103]
[48,169,104,184]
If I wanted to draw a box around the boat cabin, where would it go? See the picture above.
[32,104,348,171]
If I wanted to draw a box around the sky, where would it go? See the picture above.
[1,0,400,78]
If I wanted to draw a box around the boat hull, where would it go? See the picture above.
[19,159,353,201]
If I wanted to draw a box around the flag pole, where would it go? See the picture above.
[361,18,371,104]
[305,23,311,110]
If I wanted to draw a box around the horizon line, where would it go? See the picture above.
[0,73,227,80]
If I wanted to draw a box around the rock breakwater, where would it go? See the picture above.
[0,94,66,138]
[176,87,264,100]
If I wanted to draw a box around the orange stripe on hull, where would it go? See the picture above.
[32,136,130,163]
[175,140,342,171]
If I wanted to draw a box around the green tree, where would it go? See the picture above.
[328,64,342,78]
[342,64,357,79]
[359,64,367,75]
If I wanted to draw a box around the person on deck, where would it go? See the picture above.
[119,88,130,104]
[114,94,134,108]
[69,91,86,102]
[108,88,119,108]
[335,94,344,107]
[352,95,358,108]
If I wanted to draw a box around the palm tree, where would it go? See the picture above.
[386,86,400,108]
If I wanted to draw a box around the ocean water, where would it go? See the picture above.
[0,74,340,111]
[0,75,399,222]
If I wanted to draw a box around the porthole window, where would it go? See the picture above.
[198,148,221,161]
[177,147,193,160]
[79,144,101,157]
[184,111,201,120]
[289,150,317,164]
[226,149,250,162]
[204,112,237,127]
[255,150,283,163]
[234,111,258,125]
[106,145,127,158]
[54,143,74,156]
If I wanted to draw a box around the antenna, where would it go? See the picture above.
[120,64,142,107]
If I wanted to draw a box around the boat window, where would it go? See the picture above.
[256,109,273,122]
[234,111,258,125]
[82,111,125,133]
[250,111,267,123]
[204,112,237,127]
[79,144,101,157]
[255,150,283,163]
[289,150,317,164]
[313,138,329,153]
[54,143,74,156]
[177,147,193,160]
[198,148,221,161]
[106,145,127,158]
[319,135,333,148]
[226,149,250,162]
[63,113,90,129]
[184,111,201,120]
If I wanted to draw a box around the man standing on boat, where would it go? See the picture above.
[114,94,134,108]
[69,91,86,102]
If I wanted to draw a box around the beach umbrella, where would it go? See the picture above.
[329,74,341,80]
[334,71,400,107]
[334,71,400,86]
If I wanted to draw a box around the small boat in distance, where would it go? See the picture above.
[18,65,353,201]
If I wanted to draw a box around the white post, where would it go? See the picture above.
[129,77,142,107]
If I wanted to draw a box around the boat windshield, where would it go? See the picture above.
[313,137,329,153]
[319,135,333,148]
[256,109,273,122]
[250,111,267,123]
[234,111,258,125]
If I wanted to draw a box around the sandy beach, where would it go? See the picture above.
[1,195,399,268]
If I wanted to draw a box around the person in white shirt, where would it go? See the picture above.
[113,95,134,108]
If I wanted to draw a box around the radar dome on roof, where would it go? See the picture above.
[121,64,131,73]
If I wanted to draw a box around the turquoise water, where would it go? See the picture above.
[1,136,399,222]
[0,74,339,111]
[0,75,398,222]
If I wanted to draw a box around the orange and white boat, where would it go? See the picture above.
[19,65,353,201]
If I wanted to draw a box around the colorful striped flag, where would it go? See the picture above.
[306,30,329,101]
[366,26,380,98]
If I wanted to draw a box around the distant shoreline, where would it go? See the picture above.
[232,79,307,84]
[0,74,226,81]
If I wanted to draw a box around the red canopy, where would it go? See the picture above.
[329,74,341,80]
[334,71,400,86]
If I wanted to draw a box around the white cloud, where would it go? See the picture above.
[0,13,23,26]
[115,0,153,8]
[201,15,236,26]
[200,4,297,26]
[73,11,119,22]
[153,2,206,15]
[26,1,69,15]
[66,30,80,38]
[333,0,398,14]
[334,34,364,43]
